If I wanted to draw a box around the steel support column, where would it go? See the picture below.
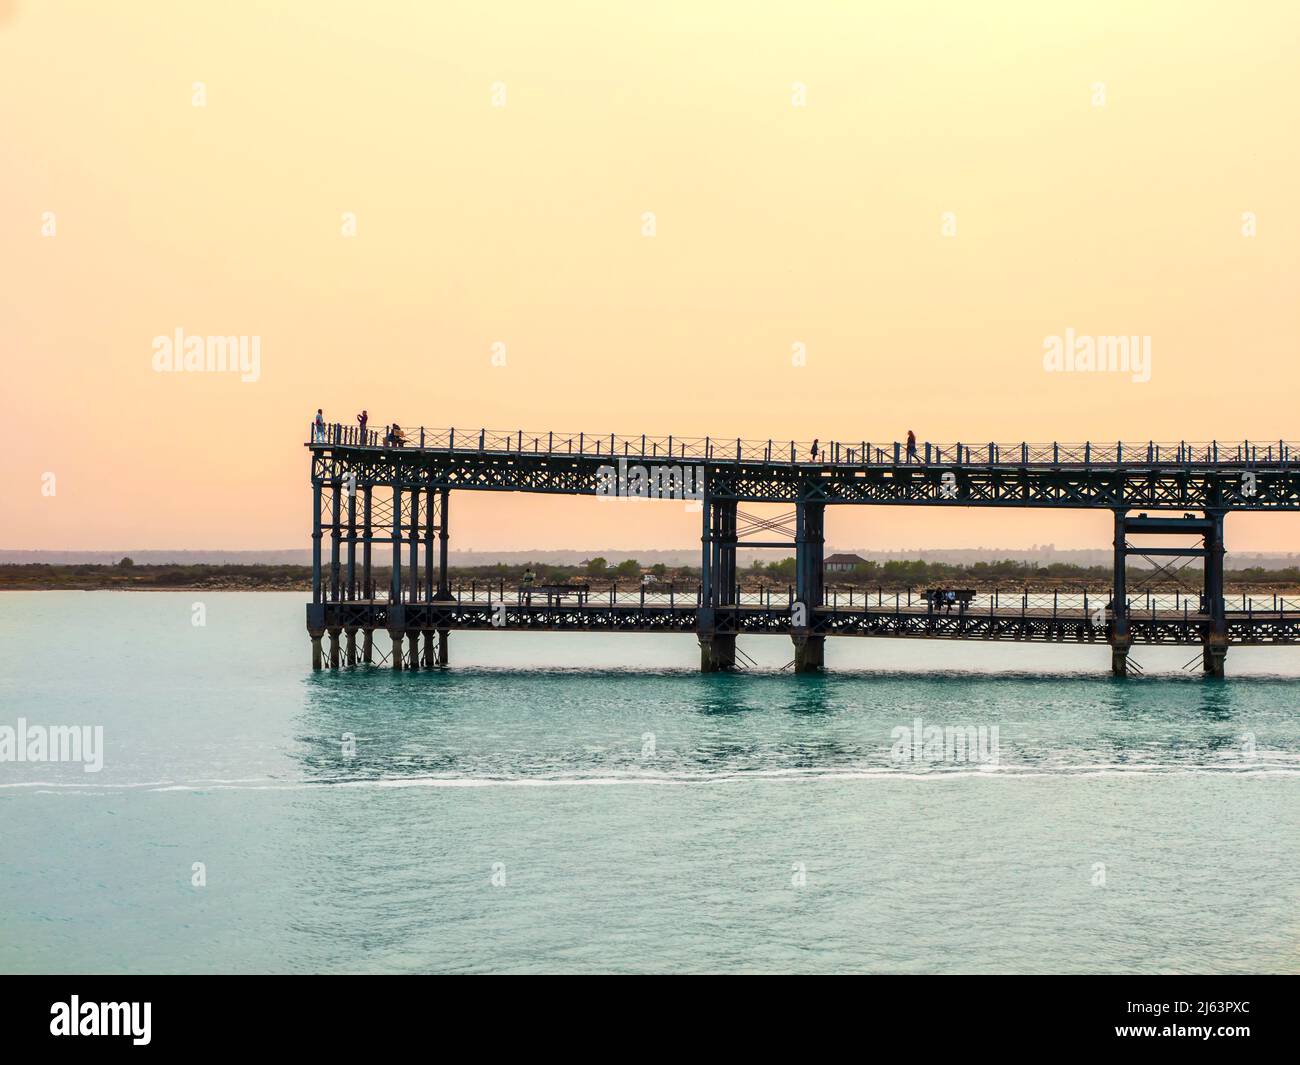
[699,486,712,614]
[362,485,373,599]
[346,476,357,599]
[793,633,824,673]
[310,482,323,670]
[390,484,402,604]
[716,499,737,608]
[329,482,341,602]
[699,632,736,671]
[311,483,323,606]
[1110,509,1131,676]
[1203,510,1227,677]
[698,496,738,672]
[793,499,825,672]
[408,487,419,603]
[424,489,435,604]
[436,489,450,600]
[436,489,450,664]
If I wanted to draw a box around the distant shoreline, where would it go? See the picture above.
[5,562,1300,595]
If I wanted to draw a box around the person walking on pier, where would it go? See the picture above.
[906,429,918,464]
[313,408,326,443]
[522,566,536,605]
[356,409,368,445]
[810,438,820,462]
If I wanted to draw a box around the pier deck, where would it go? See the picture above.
[306,424,1300,676]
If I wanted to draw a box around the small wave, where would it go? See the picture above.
[5,762,1300,794]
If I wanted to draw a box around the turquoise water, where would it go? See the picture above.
[1,592,1298,973]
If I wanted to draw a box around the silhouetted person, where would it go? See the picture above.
[810,438,819,461]
[906,429,918,464]
[313,408,325,443]
[356,409,368,444]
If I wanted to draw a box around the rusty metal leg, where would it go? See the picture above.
[793,634,824,673]
[698,633,735,672]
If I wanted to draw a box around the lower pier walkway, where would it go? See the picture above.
[310,585,1300,676]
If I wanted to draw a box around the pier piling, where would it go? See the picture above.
[793,633,825,673]
[696,490,740,671]
[792,499,825,672]
[699,633,736,672]
[1110,509,1130,676]
[1203,510,1227,677]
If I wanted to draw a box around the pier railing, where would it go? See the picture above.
[310,423,1297,468]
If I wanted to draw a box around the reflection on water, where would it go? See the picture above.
[292,666,1300,786]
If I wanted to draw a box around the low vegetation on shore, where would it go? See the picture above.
[4,558,1300,593]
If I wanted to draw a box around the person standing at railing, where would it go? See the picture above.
[313,409,325,443]
[356,409,368,445]
[906,429,918,464]
[810,438,819,462]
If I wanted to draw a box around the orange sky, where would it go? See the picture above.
[3,1,1298,553]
